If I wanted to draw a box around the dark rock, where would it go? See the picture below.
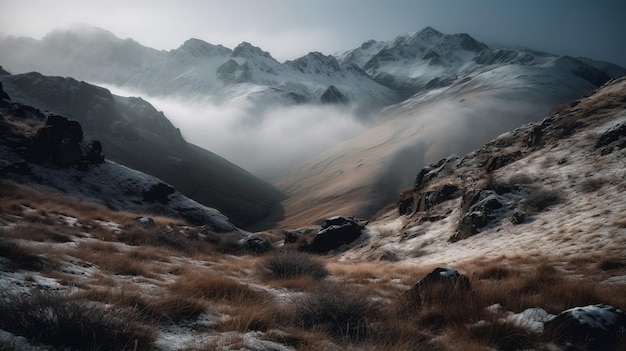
[55,139,83,167]
[135,217,155,228]
[397,190,415,215]
[29,115,97,168]
[0,162,30,176]
[485,151,523,172]
[320,85,348,104]
[414,184,459,212]
[414,158,452,191]
[596,122,626,149]
[544,304,626,349]
[451,190,503,242]
[410,267,471,293]
[46,115,83,144]
[300,216,364,254]
[0,82,10,101]
[511,211,526,225]
[380,250,400,262]
[239,234,273,254]
[83,140,105,165]
[143,183,175,204]
[283,230,302,244]
[526,125,543,148]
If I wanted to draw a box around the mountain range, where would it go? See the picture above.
[1,25,626,350]
[1,25,624,228]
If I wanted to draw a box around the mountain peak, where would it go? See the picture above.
[232,42,275,61]
[287,52,341,73]
[176,38,231,57]
[417,26,443,38]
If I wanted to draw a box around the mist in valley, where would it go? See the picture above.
[103,84,368,180]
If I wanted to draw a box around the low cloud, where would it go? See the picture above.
[106,85,367,179]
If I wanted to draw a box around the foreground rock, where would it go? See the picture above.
[299,216,366,254]
[544,304,626,349]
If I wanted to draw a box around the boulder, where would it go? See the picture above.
[143,183,175,204]
[411,267,471,292]
[29,115,103,168]
[300,216,364,254]
[544,304,626,349]
[596,122,626,153]
[239,234,273,254]
[451,190,503,242]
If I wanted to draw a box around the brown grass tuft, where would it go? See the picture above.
[168,269,267,305]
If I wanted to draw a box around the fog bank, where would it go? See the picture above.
[103,85,367,180]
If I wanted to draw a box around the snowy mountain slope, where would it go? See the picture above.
[336,26,625,96]
[0,71,285,228]
[0,26,398,113]
[274,54,619,228]
[342,76,626,268]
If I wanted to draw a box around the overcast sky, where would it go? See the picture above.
[1,0,625,66]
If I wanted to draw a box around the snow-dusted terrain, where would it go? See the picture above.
[343,76,626,273]
[1,52,625,351]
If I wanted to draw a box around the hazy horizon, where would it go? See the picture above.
[1,0,625,67]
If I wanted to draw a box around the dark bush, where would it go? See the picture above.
[294,283,382,341]
[0,290,155,350]
[523,188,563,212]
[260,251,329,280]
[0,239,50,271]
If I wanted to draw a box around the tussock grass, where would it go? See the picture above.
[259,251,329,281]
[0,238,51,271]
[522,187,563,213]
[1,223,73,242]
[293,282,383,342]
[0,290,155,351]
[168,269,267,305]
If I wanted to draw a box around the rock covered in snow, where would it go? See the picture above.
[544,304,626,349]
[411,267,471,292]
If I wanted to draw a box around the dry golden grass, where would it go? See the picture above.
[168,269,268,305]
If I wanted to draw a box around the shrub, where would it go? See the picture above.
[0,239,50,271]
[522,188,563,212]
[578,177,606,193]
[260,251,329,281]
[0,290,155,350]
[294,283,382,341]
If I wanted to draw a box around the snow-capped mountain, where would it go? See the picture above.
[0,26,398,113]
[1,26,625,228]
[336,26,621,95]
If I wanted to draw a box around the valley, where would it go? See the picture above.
[1,25,625,350]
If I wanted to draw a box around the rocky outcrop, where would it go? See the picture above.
[299,216,365,254]
[544,304,626,349]
[320,85,348,104]
[30,115,104,168]
[450,189,504,242]
[596,121,626,155]
[143,183,175,204]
